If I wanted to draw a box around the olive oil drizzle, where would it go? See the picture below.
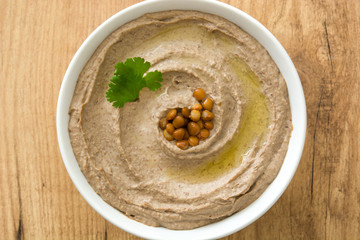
[146,23,271,182]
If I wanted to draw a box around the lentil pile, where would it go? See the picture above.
[159,88,215,150]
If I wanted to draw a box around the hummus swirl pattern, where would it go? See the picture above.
[69,11,292,229]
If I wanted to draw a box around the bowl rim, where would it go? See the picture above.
[56,0,307,239]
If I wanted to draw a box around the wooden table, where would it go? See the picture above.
[1,0,359,239]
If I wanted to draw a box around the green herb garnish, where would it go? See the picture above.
[106,57,163,108]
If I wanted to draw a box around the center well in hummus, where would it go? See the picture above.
[69,10,292,230]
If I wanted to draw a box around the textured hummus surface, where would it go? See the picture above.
[68,10,292,229]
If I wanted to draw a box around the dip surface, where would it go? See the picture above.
[68,10,292,230]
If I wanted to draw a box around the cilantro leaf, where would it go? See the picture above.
[106,57,163,108]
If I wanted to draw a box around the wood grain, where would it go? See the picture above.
[1,0,359,239]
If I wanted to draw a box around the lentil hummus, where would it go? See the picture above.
[68,10,292,229]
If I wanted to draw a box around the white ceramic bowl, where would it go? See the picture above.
[57,0,306,239]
